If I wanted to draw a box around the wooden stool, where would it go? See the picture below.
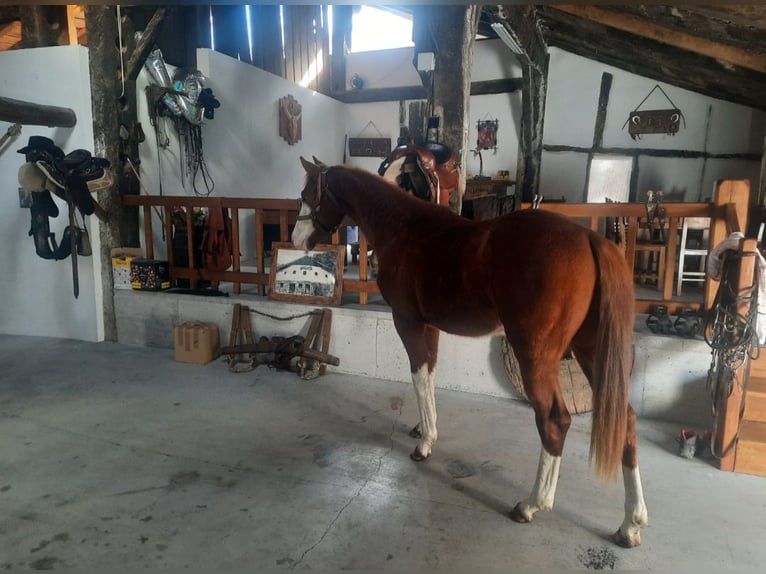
[634,242,666,289]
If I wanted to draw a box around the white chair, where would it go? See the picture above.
[676,217,710,296]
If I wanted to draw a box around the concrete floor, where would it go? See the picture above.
[1,335,765,570]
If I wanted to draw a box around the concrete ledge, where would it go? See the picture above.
[115,290,713,427]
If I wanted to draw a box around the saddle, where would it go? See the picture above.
[378,143,459,206]
[17,136,109,261]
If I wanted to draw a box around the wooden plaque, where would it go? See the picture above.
[348,137,391,158]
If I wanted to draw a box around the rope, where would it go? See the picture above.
[248,308,321,322]
[704,250,760,459]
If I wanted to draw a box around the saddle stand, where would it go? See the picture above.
[226,303,257,372]
[222,305,339,378]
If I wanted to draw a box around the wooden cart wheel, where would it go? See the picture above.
[501,337,593,414]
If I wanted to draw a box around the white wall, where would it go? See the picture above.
[136,48,347,261]
[0,46,102,341]
[3,40,764,344]
[541,48,764,203]
[344,39,524,180]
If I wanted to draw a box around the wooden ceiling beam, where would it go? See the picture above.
[541,8,766,111]
[553,5,766,75]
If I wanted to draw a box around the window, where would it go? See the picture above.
[587,156,632,203]
[350,6,413,53]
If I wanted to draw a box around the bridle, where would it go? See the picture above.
[297,167,343,236]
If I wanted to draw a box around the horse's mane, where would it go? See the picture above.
[327,164,471,229]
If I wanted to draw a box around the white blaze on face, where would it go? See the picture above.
[291,202,315,250]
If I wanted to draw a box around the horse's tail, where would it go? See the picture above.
[588,235,634,482]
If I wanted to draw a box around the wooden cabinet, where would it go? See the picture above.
[462,178,514,220]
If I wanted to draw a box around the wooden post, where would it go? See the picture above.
[716,237,758,471]
[19,5,68,47]
[413,5,480,215]
[85,5,135,341]
[497,6,549,204]
[706,180,751,312]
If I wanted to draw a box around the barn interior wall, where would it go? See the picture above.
[0,45,103,341]
[2,39,765,344]
[135,48,347,262]
[541,47,764,203]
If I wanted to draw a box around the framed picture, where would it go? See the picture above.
[269,242,344,306]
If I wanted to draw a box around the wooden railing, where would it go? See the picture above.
[121,179,751,312]
[121,195,300,295]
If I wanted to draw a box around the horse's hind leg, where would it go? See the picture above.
[392,316,440,461]
[615,404,648,547]
[571,342,648,547]
[510,356,571,523]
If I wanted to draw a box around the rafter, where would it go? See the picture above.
[553,5,766,75]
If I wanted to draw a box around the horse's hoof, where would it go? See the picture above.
[410,448,429,462]
[409,424,422,439]
[613,529,641,548]
[509,503,532,524]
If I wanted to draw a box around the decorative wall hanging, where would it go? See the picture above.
[476,118,498,151]
[279,95,302,145]
[623,84,686,140]
[348,121,391,157]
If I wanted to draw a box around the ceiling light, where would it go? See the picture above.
[491,22,524,55]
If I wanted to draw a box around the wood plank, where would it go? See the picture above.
[230,207,241,294]
[748,354,766,376]
[0,96,76,127]
[553,5,766,75]
[539,7,766,112]
[662,217,679,300]
[734,421,766,477]
[743,376,766,422]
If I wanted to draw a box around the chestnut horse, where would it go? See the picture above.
[292,157,648,547]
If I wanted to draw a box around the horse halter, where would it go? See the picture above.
[297,167,343,236]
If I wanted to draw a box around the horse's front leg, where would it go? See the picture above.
[393,317,440,461]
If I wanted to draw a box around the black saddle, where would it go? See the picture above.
[18,137,105,262]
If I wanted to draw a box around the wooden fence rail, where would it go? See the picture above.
[121,179,751,312]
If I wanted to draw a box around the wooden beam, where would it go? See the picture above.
[497,5,547,72]
[553,5,766,75]
[592,73,612,148]
[543,143,760,161]
[331,5,352,93]
[125,7,167,81]
[515,57,549,203]
[540,8,766,112]
[66,5,78,45]
[470,78,523,95]
[431,5,481,214]
[0,96,76,127]
[331,78,522,104]
[19,5,67,48]
[332,85,427,104]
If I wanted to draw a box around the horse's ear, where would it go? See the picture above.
[300,156,318,174]
[312,156,327,168]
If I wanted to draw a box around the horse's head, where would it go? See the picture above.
[292,156,346,251]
